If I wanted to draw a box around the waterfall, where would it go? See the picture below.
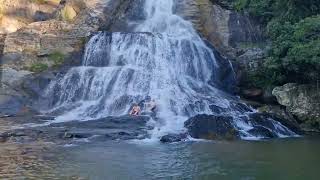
[43,0,296,139]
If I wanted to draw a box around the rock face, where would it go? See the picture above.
[0,68,32,116]
[0,0,61,33]
[273,83,320,131]
[1,0,132,71]
[184,114,240,140]
[177,0,265,58]
[176,0,267,95]
[0,0,134,117]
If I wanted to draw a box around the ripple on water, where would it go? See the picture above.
[0,142,84,179]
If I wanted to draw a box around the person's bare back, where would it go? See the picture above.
[129,104,141,116]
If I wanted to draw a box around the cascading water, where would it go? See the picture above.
[43,0,297,139]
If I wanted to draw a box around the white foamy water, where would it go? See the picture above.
[42,0,296,139]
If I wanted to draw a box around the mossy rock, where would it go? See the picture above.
[61,5,77,21]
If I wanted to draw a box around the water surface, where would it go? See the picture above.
[2,137,318,179]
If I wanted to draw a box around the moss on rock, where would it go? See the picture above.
[29,63,49,73]
[49,51,65,67]
[61,5,77,21]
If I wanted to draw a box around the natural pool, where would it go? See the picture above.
[1,137,319,179]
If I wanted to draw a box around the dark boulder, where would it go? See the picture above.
[184,114,240,140]
[248,113,302,135]
[184,113,300,141]
[160,133,188,143]
[247,126,278,138]
[209,104,228,114]
[62,131,92,139]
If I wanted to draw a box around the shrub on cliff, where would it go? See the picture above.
[231,0,320,87]
[261,15,320,85]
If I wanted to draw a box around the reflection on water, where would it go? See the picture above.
[0,142,83,179]
[1,137,320,179]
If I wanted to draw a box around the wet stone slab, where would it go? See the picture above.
[0,115,152,144]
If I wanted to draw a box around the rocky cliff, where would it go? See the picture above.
[0,0,133,116]
[1,0,113,70]
[176,0,265,79]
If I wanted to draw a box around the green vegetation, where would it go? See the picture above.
[49,51,66,67]
[228,0,320,87]
[29,63,49,73]
[28,51,65,72]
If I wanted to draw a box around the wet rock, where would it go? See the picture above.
[22,71,57,100]
[257,105,298,124]
[105,0,146,31]
[240,88,263,99]
[209,104,228,114]
[184,114,240,140]
[0,94,23,116]
[206,43,237,94]
[105,131,141,140]
[184,112,301,140]
[229,101,254,113]
[273,83,320,131]
[0,115,151,144]
[247,126,277,138]
[160,133,187,143]
[248,113,302,135]
[240,99,264,109]
[62,131,92,139]
[0,68,32,116]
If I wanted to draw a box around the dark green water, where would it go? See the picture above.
[1,137,320,179]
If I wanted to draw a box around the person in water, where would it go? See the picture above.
[146,99,157,112]
[129,103,141,116]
